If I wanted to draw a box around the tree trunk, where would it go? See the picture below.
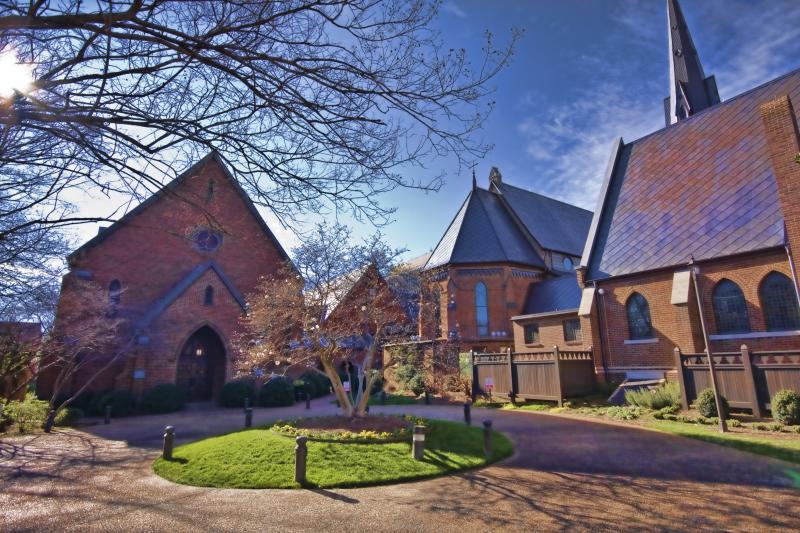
[321,358,354,417]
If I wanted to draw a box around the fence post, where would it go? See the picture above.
[506,347,515,403]
[294,436,308,485]
[740,344,763,418]
[674,347,690,411]
[553,346,563,407]
[470,349,477,401]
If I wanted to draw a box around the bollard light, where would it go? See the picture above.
[483,420,493,459]
[163,426,175,461]
[244,397,250,412]
[412,425,426,460]
[464,401,472,426]
[104,405,112,425]
[305,392,311,410]
[424,391,431,405]
[295,436,308,485]
[245,407,253,428]
[380,390,387,405]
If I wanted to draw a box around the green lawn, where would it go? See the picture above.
[644,419,800,465]
[367,393,419,406]
[153,419,513,489]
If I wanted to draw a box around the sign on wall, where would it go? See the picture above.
[133,369,146,380]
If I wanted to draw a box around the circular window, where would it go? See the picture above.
[193,229,222,252]
[562,257,574,270]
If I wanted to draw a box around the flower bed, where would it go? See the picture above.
[270,414,424,443]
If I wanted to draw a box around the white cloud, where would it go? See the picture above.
[442,2,467,20]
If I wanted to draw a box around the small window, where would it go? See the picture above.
[562,257,574,271]
[475,282,489,337]
[626,292,653,339]
[712,279,750,334]
[760,272,800,331]
[109,279,121,305]
[523,323,540,344]
[562,318,582,342]
[204,285,214,306]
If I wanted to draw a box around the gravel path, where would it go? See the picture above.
[2,399,799,532]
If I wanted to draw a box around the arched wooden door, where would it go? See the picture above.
[176,326,226,401]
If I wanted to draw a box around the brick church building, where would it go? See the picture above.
[577,0,800,382]
[38,153,292,402]
[417,168,593,354]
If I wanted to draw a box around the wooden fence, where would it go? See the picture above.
[675,345,800,417]
[471,347,596,406]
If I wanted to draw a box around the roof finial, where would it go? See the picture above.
[664,0,720,126]
[471,162,477,190]
[489,166,502,187]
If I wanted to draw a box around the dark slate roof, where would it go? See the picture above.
[494,183,593,256]
[521,274,582,315]
[584,67,800,280]
[136,261,246,330]
[68,152,291,264]
[424,188,545,270]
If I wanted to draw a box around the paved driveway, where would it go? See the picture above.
[1,400,799,532]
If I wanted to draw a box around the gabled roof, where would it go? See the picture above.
[520,273,582,315]
[424,188,546,270]
[136,261,246,330]
[493,182,593,257]
[584,67,800,280]
[68,152,291,264]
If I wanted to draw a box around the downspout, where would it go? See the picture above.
[592,281,610,379]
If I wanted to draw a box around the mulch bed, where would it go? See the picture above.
[295,415,411,434]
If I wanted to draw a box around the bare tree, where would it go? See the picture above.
[0,0,519,242]
[234,223,410,417]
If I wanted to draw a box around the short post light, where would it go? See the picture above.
[294,436,308,485]
[483,420,493,458]
[245,407,253,428]
[305,391,311,410]
[463,400,472,426]
[424,390,431,405]
[412,425,426,460]
[380,390,387,405]
[163,426,175,461]
[104,405,112,425]
[244,397,250,412]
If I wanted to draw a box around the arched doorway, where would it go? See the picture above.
[176,325,226,401]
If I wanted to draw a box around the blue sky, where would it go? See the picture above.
[69,0,800,261]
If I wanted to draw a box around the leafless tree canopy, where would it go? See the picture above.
[1,0,518,240]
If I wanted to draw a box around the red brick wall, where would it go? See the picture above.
[40,157,289,399]
[591,249,798,379]
[420,263,543,353]
[512,312,590,352]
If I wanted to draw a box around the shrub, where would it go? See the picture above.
[219,379,256,408]
[625,382,681,410]
[662,413,678,421]
[86,389,113,416]
[93,390,137,417]
[696,416,708,425]
[605,406,642,420]
[652,406,679,420]
[752,423,768,431]
[792,425,800,434]
[370,375,384,395]
[258,377,295,407]
[728,418,742,428]
[301,372,332,398]
[54,407,84,427]
[394,363,426,395]
[694,388,728,418]
[771,390,800,426]
[767,422,784,432]
[676,415,693,423]
[2,393,49,432]
[141,384,185,414]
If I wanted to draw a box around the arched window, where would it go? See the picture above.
[626,292,653,339]
[475,282,489,337]
[108,279,121,305]
[204,285,214,306]
[759,272,800,331]
[712,279,750,334]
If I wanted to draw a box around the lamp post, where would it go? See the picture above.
[689,259,728,433]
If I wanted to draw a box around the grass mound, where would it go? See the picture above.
[153,419,512,489]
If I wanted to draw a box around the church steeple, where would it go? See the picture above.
[663,0,720,126]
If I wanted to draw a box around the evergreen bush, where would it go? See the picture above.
[695,388,728,418]
[219,379,257,407]
[141,384,185,414]
[771,389,800,425]
[93,390,137,417]
[258,377,295,407]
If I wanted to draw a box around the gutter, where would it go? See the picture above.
[511,308,578,321]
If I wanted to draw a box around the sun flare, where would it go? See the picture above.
[0,51,34,99]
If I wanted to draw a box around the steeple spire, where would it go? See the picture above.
[663,0,720,126]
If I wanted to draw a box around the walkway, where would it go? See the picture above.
[1,400,799,532]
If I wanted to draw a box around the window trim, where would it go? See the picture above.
[523,323,540,345]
